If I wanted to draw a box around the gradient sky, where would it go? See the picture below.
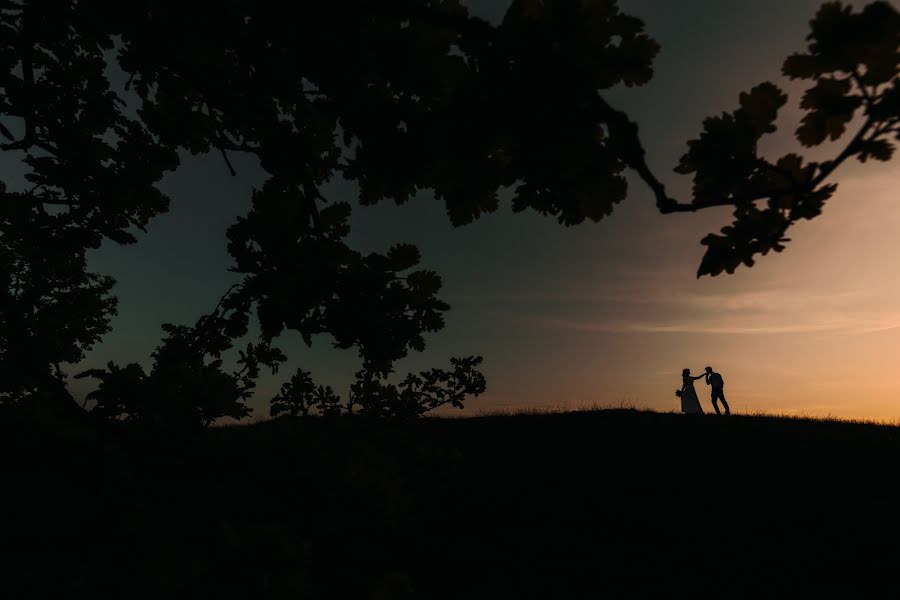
[57,0,900,421]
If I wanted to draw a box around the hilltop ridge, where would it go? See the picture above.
[3,408,898,597]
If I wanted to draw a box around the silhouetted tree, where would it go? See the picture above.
[271,356,486,420]
[77,287,285,426]
[0,1,177,408]
[622,1,900,275]
[350,356,487,419]
[0,217,117,408]
[73,361,147,420]
[2,1,897,415]
[269,369,342,419]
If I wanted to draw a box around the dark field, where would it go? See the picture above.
[3,409,899,598]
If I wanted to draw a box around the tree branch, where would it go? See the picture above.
[302,178,324,232]
[811,115,876,187]
[870,116,899,139]
[127,215,148,233]
[19,37,35,146]
[1,137,30,151]
[0,120,15,141]
[3,20,40,152]
[593,95,749,213]
[219,146,237,176]
[593,95,681,213]
[594,89,882,216]
[210,283,243,317]
[851,69,875,110]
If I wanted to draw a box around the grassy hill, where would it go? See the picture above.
[3,409,899,598]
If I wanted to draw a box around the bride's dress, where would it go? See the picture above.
[681,377,704,414]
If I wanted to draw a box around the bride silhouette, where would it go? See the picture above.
[676,368,705,414]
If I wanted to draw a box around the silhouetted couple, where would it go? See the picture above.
[677,367,730,415]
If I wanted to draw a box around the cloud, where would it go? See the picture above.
[664,289,869,313]
[527,313,900,335]
[519,290,900,336]
[451,281,871,311]
[461,239,900,340]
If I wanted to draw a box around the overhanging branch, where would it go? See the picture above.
[596,90,886,216]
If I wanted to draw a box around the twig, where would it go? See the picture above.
[220,146,237,176]
[19,38,35,146]
[302,178,324,231]
[811,115,876,187]
[852,69,874,108]
[0,120,14,141]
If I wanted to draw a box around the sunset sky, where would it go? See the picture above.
[66,0,900,421]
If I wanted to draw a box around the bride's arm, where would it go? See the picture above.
[692,374,705,381]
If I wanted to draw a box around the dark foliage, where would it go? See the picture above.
[0,225,116,404]
[351,355,487,418]
[0,0,660,412]
[661,1,900,276]
[269,369,342,419]
[0,1,177,406]
[1,1,897,414]
[76,290,285,426]
[270,356,486,420]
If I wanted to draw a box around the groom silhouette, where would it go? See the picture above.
[704,366,730,415]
